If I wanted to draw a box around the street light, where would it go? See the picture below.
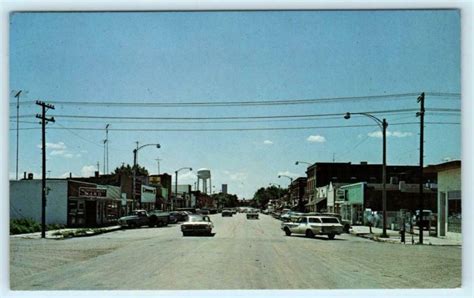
[344,112,388,238]
[278,175,294,209]
[295,161,311,166]
[132,143,161,211]
[174,167,192,211]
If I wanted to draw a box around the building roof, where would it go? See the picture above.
[424,160,461,173]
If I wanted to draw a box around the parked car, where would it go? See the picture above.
[181,215,214,236]
[317,212,351,233]
[197,208,210,215]
[117,210,168,228]
[281,215,344,239]
[169,211,188,222]
[280,211,304,222]
[222,209,233,217]
[412,209,435,230]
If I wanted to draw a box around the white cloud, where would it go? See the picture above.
[391,131,413,138]
[222,170,247,182]
[50,150,66,156]
[229,172,247,181]
[368,130,413,138]
[178,171,196,181]
[277,171,299,178]
[37,142,66,150]
[263,140,273,145]
[81,165,97,177]
[306,135,326,143]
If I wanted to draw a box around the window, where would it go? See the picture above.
[321,217,340,224]
[299,217,307,223]
[309,218,321,223]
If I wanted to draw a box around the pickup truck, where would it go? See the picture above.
[118,210,169,228]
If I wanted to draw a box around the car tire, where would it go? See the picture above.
[305,229,315,238]
[284,228,291,236]
[328,233,336,240]
[148,216,157,228]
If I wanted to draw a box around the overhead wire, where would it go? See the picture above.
[8,92,460,107]
[9,121,460,132]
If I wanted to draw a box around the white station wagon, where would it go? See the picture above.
[281,215,344,240]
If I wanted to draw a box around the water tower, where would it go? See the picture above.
[197,168,211,194]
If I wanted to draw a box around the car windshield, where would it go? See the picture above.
[321,217,340,224]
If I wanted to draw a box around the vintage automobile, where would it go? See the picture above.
[281,215,344,239]
[117,210,169,228]
[181,215,214,236]
[246,209,259,219]
[222,209,233,217]
[317,212,351,233]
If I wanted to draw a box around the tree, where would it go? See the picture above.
[113,164,149,176]
[252,186,286,209]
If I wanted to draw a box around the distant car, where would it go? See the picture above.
[246,210,259,220]
[181,215,214,236]
[281,215,344,240]
[197,208,210,215]
[170,211,188,222]
[117,210,168,228]
[222,210,233,217]
[412,210,434,230]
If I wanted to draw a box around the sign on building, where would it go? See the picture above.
[79,187,107,198]
[141,185,156,203]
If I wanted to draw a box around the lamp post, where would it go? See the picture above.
[132,143,160,211]
[295,161,313,213]
[278,175,294,208]
[344,112,388,238]
[174,167,192,211]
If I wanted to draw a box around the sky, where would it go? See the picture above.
[7,10,461,200]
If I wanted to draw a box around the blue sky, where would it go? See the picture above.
[8,10,461,199]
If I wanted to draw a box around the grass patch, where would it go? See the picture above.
[10,218,66,235]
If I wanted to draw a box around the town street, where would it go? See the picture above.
[10,213,461,290]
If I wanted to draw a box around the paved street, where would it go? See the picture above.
[10,213,461,290]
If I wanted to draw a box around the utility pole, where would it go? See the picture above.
[103,139,106,174]
[106,124,110,174]
[15,91,22,180]
[417,92,425,244]
[36,100,55,239]
[155,157,162,174]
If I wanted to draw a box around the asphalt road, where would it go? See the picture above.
[10,213,462,290]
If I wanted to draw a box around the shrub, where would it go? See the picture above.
[10,219,66,235]
[10,218,41,235]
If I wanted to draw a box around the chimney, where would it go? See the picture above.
[360,161,368,165]
[69,172,72,178]
[27,173,34,180]
[23,172,27,180]
[94,171,99,178]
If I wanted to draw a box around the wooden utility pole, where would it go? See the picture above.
[36,101,55,239]
[417,92,425,244]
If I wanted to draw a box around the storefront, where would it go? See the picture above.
[68,182,121,227]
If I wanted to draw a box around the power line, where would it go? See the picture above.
[9,121,460,132]
[28,108,422,121]
[9,92,460,108]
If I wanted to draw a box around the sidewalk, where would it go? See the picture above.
[350,225,462,246]
[10,225,122,240]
